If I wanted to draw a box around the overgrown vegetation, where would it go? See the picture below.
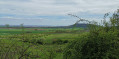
[63,9,119,59]
[0,27,81,59]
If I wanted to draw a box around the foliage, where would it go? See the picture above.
[5,24,10,29]
[63,9,119,59]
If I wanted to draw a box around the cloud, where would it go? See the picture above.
[0,0,119,25]
[0,0,118,15]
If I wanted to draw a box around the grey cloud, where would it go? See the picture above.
[0,0,119,17]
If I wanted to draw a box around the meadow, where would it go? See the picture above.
[0,27,84,59]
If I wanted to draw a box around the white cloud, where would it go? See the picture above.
[0,0,118,16]
[0,0,119,25]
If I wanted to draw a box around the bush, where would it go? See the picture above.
[36,39,44,45]
[63,31,119,59]
[52,39,68,44]
[29,39,37,44]
[52,39,63,44]
[63,40,68,43]
[29,39,44,45]
[47,48,56,59]
[63,9,119,59]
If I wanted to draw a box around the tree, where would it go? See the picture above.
[5,24,10,29]
[20,23,25,40]
[20,23,24,32]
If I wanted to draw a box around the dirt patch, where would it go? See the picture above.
[27,29,47,31]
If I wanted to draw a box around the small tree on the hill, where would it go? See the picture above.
[20,23,25,40]
[5,24,10,29]
[20,23,24,33]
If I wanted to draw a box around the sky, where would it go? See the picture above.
[0,0,119,26]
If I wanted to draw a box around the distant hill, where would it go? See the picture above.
[0,23,89,28]
[0,25,51,28]
[43,23,89,28]
[68,23,88,28]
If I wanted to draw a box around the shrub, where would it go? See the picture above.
[52,39,63,44]
[36,39,44,45]
[63,9,119,59]
[29,39,37,44]
[63,31,119,59]
[52,39,69,44]
[63,40,68,43]
[47,48,56,59]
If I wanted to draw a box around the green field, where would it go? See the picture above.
[0,27,84,59]
[0,28,83,34]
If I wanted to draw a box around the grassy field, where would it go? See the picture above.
[0,28,83,34]
[0,27,84,59]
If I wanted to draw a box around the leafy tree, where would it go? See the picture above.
[5,24,10,29]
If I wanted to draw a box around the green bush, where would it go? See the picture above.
[52,39,63,44]
[63,40,68,43]
[63,30,119,59]
[36,39,44,45]
[52,39,69,44]
[63,9,119,59]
